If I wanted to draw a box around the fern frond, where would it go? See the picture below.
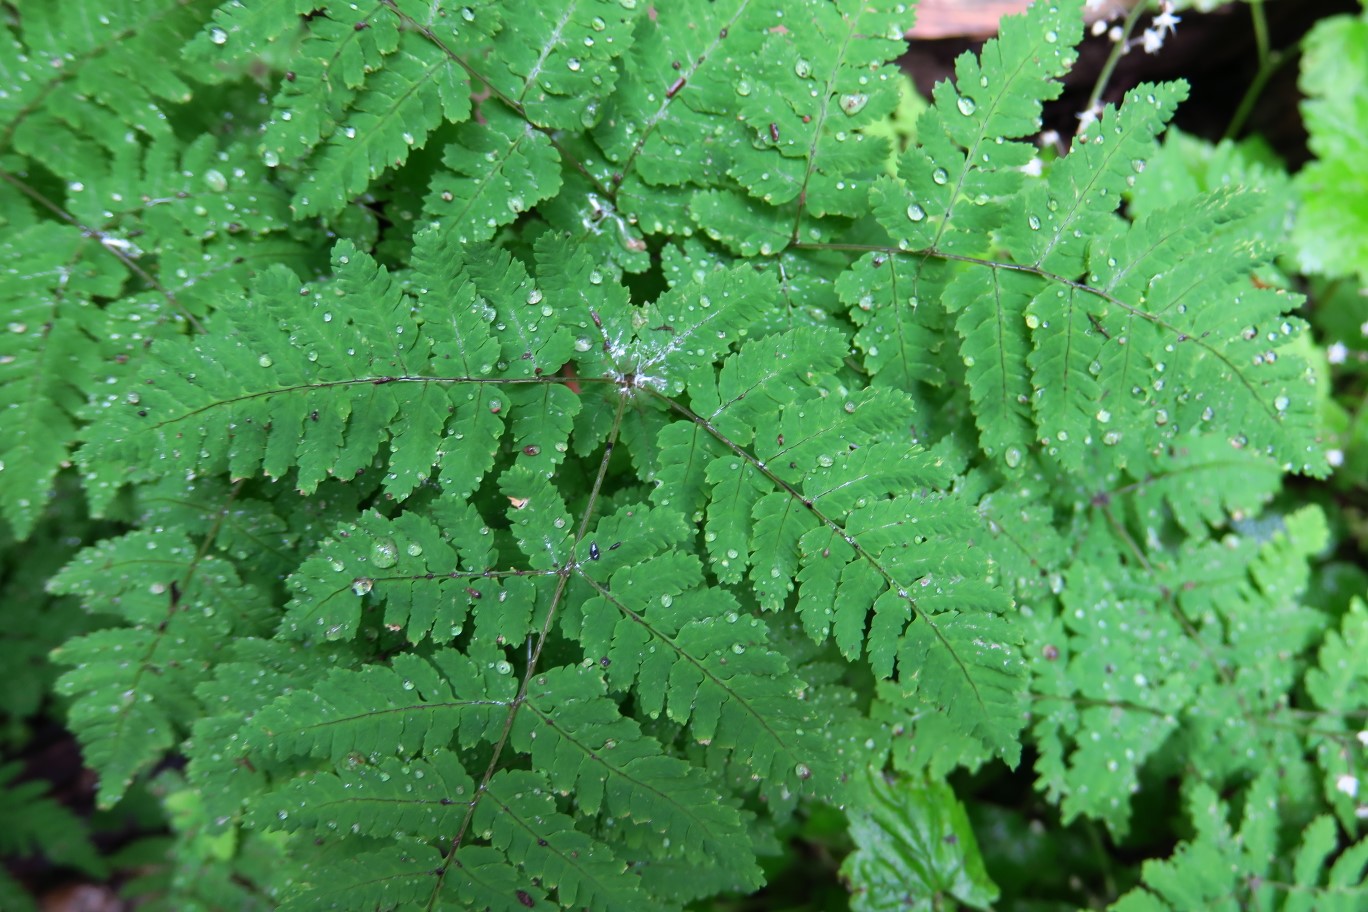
[1111,774,1368,911]
[49,529,272,807]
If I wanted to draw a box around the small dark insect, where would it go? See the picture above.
[354,20,369,30]
[516,890,536,909]
[768,122,780,142]
[608,541,622,551]
[666,76,686,98]
[284,70,296,81]
[589,542,600,560]
[465,587,482,599]
[590,310,602,328]
[719,27,728,38]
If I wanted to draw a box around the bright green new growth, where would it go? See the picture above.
[4,0,1362,908]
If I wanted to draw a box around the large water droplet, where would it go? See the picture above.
[956,95,977,116]
[906,203,925,222]
[839,93,868,115]
[371,538,399,569]
[1004,447,1022,468]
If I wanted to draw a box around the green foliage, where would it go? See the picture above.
[0,0,1360,910]
[1295,3,1368,285]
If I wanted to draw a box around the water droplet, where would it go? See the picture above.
[352,577,374,596]
[1095,409,1111,423]
[931,168,948,185]
[660,594,674,608]
[567,57,582,72]
[1103,431,1122,446]
[1274,395,1289,411]
[1027,214,1041,230]
[735,79,752,96]
[209,26,228,45]
[371,537,398,569]
[794,58,812,79]
[816,454,834,467]
[526,288,543,305]
[590,16,606,30]
[261,149,279,167]
[1044,30,1058,43]
[573,338,591,352]
[794,763,812,780]
[1004,447,1022,468]
[495,660,513,675]
[956,95,977,116]
[906,203,925,222]
[257,354,273,367]
[406,543,423,557]
[839,93,868,115]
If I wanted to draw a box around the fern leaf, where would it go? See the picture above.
[282,506,499,644]
[476,769,660,912]
[246,649,517,764]
[424,103,564,244]
[871,0,1080,254]
[594,0,754,188]
[513,665,759,886]
[78,241,523,508]
[572,509,832,797]
[1001,83,1186,273]
[49,529,270,807]
[839,251,949,397]
[478,0,642,132]
[1111,774,1368,911]
[3,1,203,176]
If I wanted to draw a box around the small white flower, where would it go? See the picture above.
[1075,104,1103,134]
[1108,25,1123,43]
[1328,341,1349,364]
[1141,27,1164,54]
[1327,449,1345,468]
[1091,19,1109,37]
[1357,730,1368,747]
[1154,3,1182,36]
[1360,320,1368,336]
[1336,774,1360,798]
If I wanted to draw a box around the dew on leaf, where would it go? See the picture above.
[352,577,374,596]
[209,26,228,45]
[370,538,398,568]
[839,93,868,115]
[906,203,925,222]
[956,95,977,116]
[1004,447,1023,468]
